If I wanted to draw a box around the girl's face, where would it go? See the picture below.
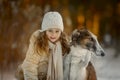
[46,28,62,43]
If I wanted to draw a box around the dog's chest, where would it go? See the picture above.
[63,46,91,80]
[70,65,86,80]
[69,46,91,80]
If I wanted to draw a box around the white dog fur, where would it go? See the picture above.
[63,29,105,80]
[64,45,93,80]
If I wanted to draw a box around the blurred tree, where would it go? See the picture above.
[0,0,120,71]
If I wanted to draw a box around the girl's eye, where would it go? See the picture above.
[48,30,52,32]
[47,29,61,33]
[56,30,59,33]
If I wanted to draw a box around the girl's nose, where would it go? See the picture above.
[51,32,56,36]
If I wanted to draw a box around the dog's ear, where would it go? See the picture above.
[72,29,80,41]
[70,29,80,46]
[79,29,90,38]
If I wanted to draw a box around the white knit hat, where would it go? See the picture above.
[41,11,64,32]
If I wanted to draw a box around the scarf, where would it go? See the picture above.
[47,41,63,80]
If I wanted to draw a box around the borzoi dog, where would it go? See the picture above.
[63,29,105,80]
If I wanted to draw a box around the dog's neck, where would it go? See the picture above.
[70,45,89,54]
[71,45,83,49]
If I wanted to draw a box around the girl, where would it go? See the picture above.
[16,11,70,80]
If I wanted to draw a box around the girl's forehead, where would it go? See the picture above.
[47,28,61,31]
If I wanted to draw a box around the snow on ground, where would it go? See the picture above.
[93,47,120,80]
[1,47,120,80]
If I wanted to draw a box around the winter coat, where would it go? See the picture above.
[15,30,70,80]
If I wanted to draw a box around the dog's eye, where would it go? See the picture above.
[88,37,93,41]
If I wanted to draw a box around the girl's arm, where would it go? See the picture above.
[22,43,40,80]
[22,30,41,80]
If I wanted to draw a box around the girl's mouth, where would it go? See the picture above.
[50,37,56,39]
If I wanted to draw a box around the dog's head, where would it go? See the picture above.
[71,29,105,56]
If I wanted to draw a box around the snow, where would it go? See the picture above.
[93,47,120,80]
[1,48,120,80]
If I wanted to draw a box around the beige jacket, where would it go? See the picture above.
[21,30,49,80]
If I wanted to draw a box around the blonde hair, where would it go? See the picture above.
[32,31,70,56]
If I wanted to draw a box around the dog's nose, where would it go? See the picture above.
[101,51,105,56]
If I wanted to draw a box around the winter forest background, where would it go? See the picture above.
[0,0,120,80]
